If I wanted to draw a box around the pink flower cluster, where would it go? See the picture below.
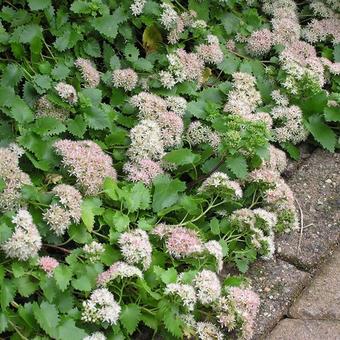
[246,29,273,56]
[123,159,164,186]
[54,140,117,195]
[39,256,59,277]
[75,58,100,88]
[55,82,78,105]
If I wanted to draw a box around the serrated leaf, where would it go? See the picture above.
[1,280,16,310]
[0,312,8,333]
[161,268,177,284]
[81,197,103,232]
[15,276,38,297]
[67,115,87,137]
[133,58,153,72]
[280,142,300,160]
[1,64,23,87]
[91,15,118,38]
[163,148,200,166]
[152,175,186,212]
[110,211,130,232]
[123,182,151,212]
[32,301,59,338]
[32,117,66,136]
[71,276,92,292]
[124,44,139,62]
[51,64,70,81]
[28,0,51,10]
[163,307,183,338]
[324,107,340,122]
[57,319,87,340]
[54,265,72,292]
[9,97,34,123]
[120,304,141,335]
[306,115,336,152]
[227,155,248,179]
[300,91,328,118]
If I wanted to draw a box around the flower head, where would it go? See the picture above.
[39,256,59,277]
[75,58,100,87]
[55,82,78,104]
[118,229,152,270]
[164,283,197,311]
[82,288,121,325]
[83,241,105,262]
[97,261,142,286]
[124,159,164,185]
[194,269,221,304]
[112,68,138,91]
[54,140,117,196]
[2,210,42,261]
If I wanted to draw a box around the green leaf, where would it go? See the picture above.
[71,276,92,292]
[152,175,186,212]
[227,155,248,179]
[81,198,103,232]
[54,265,72,292]
[324,107,340,122]
[124,44,139,62]
[1,64,23,87]
[9,97,34,123]
[300,91,328,118]
[110,211,130,232]
[15,276,38,297]
[103,177,119,200]
[0,312,8,333]
[120,304,142,335]
[90,15,118,38]
[51,64,70,81]
[28,0,51,10]
[334,44,340,62]
[57,320,87,340]
[67,115,87,138]
[162,306,183,338]
[1,280,16,310]
[218,53,240,75]
[306,115,337,152]
[161,268,177,284]
[123,182,151,212]
[32,117,66,136]
[32,301,60,338]
[163,148,200,166]
[280,142,300,160]
[33,74,52,94]
[210,217,220,235]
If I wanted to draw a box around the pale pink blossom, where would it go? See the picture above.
[39,256,59,276]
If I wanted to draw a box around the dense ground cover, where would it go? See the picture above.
[0,0,339,339]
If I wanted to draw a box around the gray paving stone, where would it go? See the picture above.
[276,149,340,270]
[266,319,340,340]
[289,247,340,320]
[247,259,310,339]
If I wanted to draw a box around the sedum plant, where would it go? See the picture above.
[0,0,339,339]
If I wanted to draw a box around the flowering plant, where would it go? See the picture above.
[0,0,339,339]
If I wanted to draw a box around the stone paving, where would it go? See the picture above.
[247,149,340,339]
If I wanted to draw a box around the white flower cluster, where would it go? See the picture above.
[164,283,197,311]
[0,144,32,212]
[2,210,42,261]
[194,269,221,304]
[83,241,105,262]
[55,82,78,104]
[82,288,121,325]
[204,240,224,273]
[186,121,221,151]
[223,72,262,116]
[84,332,106,340]
[118,229,152,270]
[198,172,243,199]
[270,105,309,144]
[112,68,138,91]
[230,208,276,259]
[127,120,165,162]
[44,184,82,236]
[130,0,146,16]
